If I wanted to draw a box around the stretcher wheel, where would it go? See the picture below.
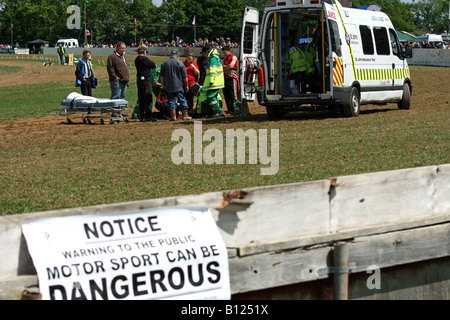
[124,118,129,123]
[109,119,114,124]
[82,117,87,124]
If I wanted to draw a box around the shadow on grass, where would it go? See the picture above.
[137,104,400,127]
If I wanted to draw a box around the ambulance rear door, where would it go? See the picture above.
[239,6,260,102]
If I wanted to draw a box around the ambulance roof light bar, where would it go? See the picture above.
[266,0,322,7]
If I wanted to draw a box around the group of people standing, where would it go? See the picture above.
[74,41,241,123]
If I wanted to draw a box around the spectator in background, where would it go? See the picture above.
[107,41,129,99]
[57,44,66,65]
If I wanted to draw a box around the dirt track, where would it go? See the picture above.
[0,61,448,149]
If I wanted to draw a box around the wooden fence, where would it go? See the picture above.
[0,164,449,299]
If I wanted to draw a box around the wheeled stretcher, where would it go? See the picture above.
[60,92,130,125]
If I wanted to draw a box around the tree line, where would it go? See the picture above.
[0,0,265,46]
[353,0,450,35]
[0,0,448,47]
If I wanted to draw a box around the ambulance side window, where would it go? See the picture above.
[330,20,342,57]
[389,28,401,58]
[373,27,390,55]
[360,25,374,55]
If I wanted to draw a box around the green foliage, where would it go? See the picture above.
[2,0,447,46]
[410,0,450,33]
[352,0,416,32]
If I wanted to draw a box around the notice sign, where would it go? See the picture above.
[22,207,230,300]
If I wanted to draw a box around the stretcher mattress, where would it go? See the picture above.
[60,92,129,124]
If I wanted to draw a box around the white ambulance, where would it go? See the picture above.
[240,0,413,119]
[56,38,79,48]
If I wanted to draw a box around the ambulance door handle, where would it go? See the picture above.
[392,64,395,86]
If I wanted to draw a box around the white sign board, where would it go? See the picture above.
[22,207,230,300]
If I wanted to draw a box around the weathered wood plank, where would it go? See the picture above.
[330,165,450,233]
[228,223,450,294]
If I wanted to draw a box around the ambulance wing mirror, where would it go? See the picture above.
[404,46,413,59]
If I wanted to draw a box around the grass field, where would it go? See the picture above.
[0,55,449,216]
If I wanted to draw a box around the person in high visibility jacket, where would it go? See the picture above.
[57,44,66,66]
[199,46,225,117]
[289,43,314,94]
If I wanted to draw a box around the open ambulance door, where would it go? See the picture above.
[239,7,260,103]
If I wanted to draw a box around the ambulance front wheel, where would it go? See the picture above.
[397,83,411,110]
[342,87,360,117]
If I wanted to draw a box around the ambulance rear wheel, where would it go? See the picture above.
[397,83,411,110]
[266,106,285,120]
[343,87,360,117]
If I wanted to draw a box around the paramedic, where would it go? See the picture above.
[222,46,239,115]
[289,43,313,94]
[135,47,157,122]
[201,45,225,118]
[107,41,130,100]
[58,44,66,66]
[160,48,192,121]
[75,50,97,96]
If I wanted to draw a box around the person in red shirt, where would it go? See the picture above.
[183,52,200,116]
[222,46,239,115]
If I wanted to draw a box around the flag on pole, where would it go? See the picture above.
[85,29,91,36]
[85,0,91,5]
[134,18,137,29]
[192,16,196,26]
[11,22,13,29]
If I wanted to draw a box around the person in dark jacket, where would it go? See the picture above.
[196,46,209,85]
[135,47,157,122]
[75,50,97,96]
[107,41,129,99]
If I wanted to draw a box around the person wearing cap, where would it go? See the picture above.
[135,47,157,122]
[160,48,192,121]
[222,46,239,115]
[200,46,225,118]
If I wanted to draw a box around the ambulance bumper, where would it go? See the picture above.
[332,87,351,105]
